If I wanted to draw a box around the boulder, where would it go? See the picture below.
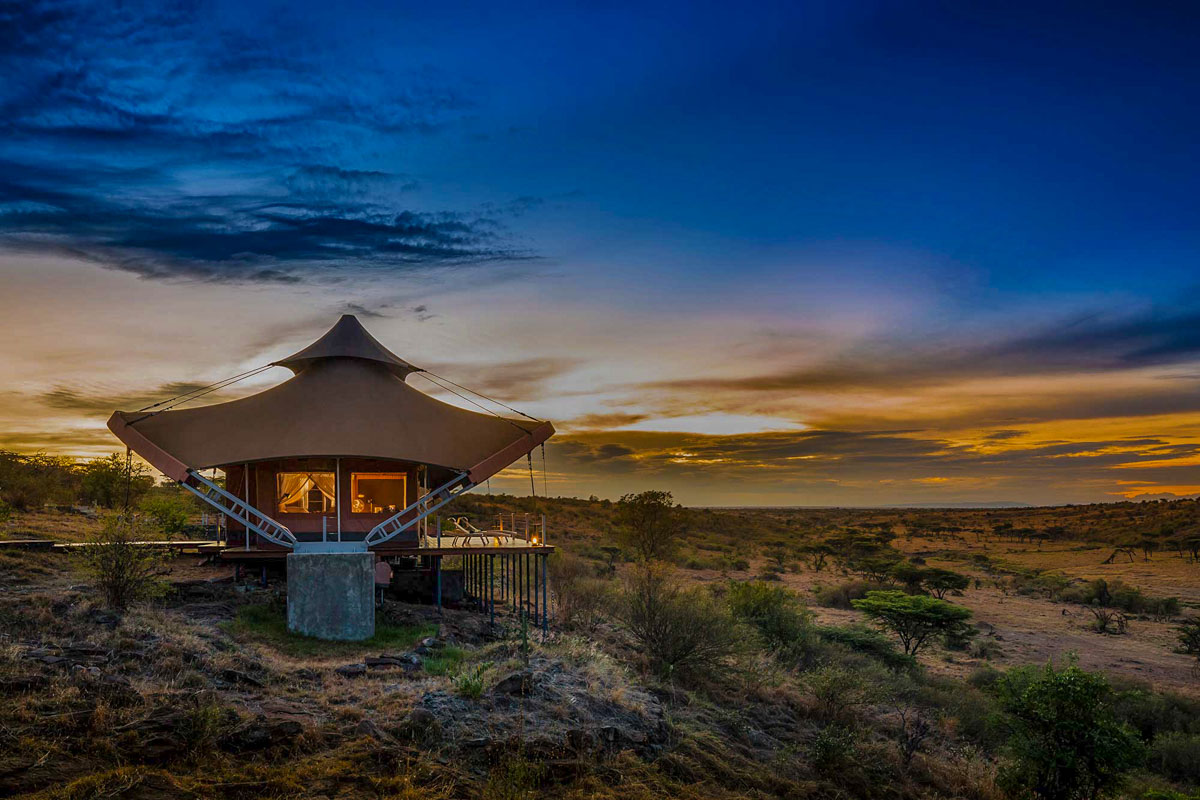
[335,663,367,678]
[492,671,534,696]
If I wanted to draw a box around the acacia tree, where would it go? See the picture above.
[923,568,970,599]
[616,490,685,563]
[851,590,972,657]
[997,660,1144,800]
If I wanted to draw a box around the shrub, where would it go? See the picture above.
[997,659,1145,800]
[616,564,744,680]
[77,514,169,611]
[454,661,492,700]
[812,580,891,609]
[1149,732,1200,783]
[549,552,614,631]
[810,724,859,775]
[817,624,916,672]
[804,663,881,723]
[727,581,817,663]
[139,492,192,537]
[851,591,972,658]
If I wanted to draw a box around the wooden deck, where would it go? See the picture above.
[218,543,554,561]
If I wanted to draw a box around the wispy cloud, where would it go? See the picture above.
[0,0,535,283]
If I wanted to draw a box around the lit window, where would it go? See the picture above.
[351,472,407,514]
[276,472,335,514]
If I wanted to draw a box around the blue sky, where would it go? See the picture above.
[3,0,1200,504]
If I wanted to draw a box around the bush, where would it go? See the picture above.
[77,514,169,611]
[1149,732,1200,783]
[139,492,192,537]
[454,661,492,700]
[997,659,1145,800]
[616,564,744,680]
[726,581,817,663]
[803,663,882,723]
[810,724,859,775]
[812,580,891,609]
[817,624,916,672]
[549,552,614,631]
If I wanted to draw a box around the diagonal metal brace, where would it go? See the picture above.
[183,469,297,549]
[365,472,474,547]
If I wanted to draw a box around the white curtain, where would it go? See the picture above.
[277,472,336,511]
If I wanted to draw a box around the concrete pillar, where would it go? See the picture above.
[287,552,375,641]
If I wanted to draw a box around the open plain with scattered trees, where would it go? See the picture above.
[2,452,1200,799]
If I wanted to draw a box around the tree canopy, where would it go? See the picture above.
[851,590,972,657]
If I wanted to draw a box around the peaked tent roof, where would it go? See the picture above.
[108,316,553,484]
[273,314,421,377]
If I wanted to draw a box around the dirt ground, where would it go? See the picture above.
[685,527,1200,695]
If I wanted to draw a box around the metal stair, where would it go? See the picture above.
[183,469,298,549]
[365,471,474,547]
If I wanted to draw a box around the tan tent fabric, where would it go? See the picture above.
[108,316,553,484]
[273,314,421,377]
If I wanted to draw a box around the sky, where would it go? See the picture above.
[2,0,1200,506]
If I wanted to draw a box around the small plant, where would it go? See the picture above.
[77,513,169,611]
[804,663,881,723]
[894,703,932,768]
[454,661,493,699]
[483,750,547,800]
[810,724,858,775]
[1089,607,1129,635]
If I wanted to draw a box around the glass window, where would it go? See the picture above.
[351,472,407,514]
[276,472,335,514]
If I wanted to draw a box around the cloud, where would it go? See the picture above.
[0,0,534,283]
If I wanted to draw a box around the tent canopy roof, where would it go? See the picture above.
[108,316,553,485]
[273,314,420,378]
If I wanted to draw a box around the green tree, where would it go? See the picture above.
[923,567,971,599]
[851,590,972,657]
[997,660,1144,800]
[80,453,152,509]
[616,490,684,563]
[139,491,192,537]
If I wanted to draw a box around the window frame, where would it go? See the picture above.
[349,471,408,515]
[275,471,337,515]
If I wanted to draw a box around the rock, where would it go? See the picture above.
[335,663,367,678]
[420,637,440,649]
[219,668,265,688]
[222,718,303,753]
[492,671,534,696]
[365,656,404,669]
[40,655,65,665]
[397,708,441,743]
[353,718,391,741]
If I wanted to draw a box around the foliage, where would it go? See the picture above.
[76,514,169,611]
[139,490,192,537]
[0,450,79,510]
[851,590,972,657]
[80,453,153,509]
[726,580,817,664]
[1148,732,1200,783]
[996,660,1145,800]
[817,624,917,672]
[616,563,744,680]
[615,490,685,563]
[812,579,893,609]
[1176,617,1200,664]
[804,663,882,722]
[453,661,493,699]
[548,551,615,631]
